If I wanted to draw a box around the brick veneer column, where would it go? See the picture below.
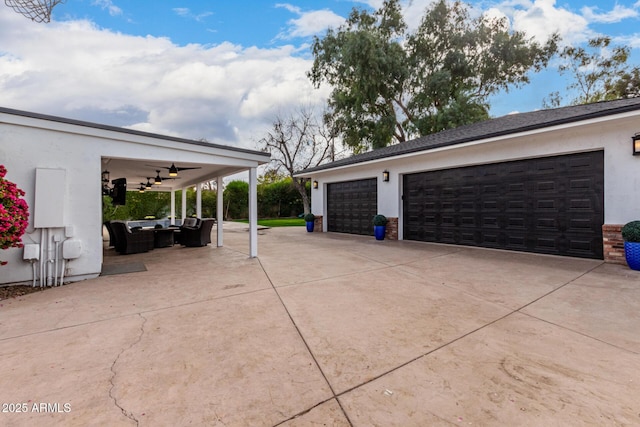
[385,217,398,240]
[313,215,323,232]
[603,224,626,265]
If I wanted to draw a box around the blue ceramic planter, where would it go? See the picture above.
[374,225,386,240]
[306,221,314,232]
[625,241,640,271]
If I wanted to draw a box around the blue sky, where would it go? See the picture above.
[1,0,640,151]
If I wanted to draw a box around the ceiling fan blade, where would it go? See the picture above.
[143,177,181,180]
[145,164,202,171]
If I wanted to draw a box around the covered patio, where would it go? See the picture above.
[101,155,263,257]
[0,106,270,286]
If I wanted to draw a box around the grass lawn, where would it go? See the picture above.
[234,218,305,227]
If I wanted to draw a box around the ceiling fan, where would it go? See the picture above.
[147,171,182,186]
[146,163,202,177]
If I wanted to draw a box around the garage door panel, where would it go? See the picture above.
[403,151,604,259]
[327,178,377,236]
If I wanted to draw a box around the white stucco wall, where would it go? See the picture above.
[1,123,103,284]
[308,111,640,235]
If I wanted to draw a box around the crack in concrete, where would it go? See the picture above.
[108,313,147,426]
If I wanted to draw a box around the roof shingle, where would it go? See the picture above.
[297,97,640,174]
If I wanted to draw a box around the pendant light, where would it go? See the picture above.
[169,163,178,177]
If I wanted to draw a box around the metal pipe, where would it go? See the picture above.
[46,229,52,286]
[60,259,66,286]
[39,229,45,287]
[54,238,59,286]
[31,261,37,287]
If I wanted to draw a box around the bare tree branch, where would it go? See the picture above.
[257,105,342,214]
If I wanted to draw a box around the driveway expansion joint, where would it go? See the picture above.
[257,258,355,427]
[108,312,147,426]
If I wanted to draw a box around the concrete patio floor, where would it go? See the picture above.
[1,223,640,426]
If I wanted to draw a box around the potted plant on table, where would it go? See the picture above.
[373,214,387,241]
[304,213,315,232]
[622,220,640,271]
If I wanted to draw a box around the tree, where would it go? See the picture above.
[544,36,640,107]
[258,178,303,218]
[223,180,248,220]
[102,191,171,221]
[309,0,558,151]
[258,106,338,214]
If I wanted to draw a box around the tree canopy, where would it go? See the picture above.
[309,0,558,151]
[545,36,640,107]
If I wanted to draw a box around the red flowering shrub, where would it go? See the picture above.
[0,165,29,265]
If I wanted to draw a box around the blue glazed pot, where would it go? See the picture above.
[306,221,314,232]
[625,241,640,271]
[374,225,386,240]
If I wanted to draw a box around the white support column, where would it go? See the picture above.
[181,187,187,223]
[196,183,202,218]
[249,167,258,258]
[170,190,176,226]
[216,176,224,247]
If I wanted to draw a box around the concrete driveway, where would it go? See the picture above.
[1,224,639,426]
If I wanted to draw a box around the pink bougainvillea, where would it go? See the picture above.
[0,165,29,265]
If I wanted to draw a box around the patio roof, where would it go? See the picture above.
[0,106,271,191]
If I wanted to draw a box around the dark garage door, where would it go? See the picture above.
[403,151,604,259]
[327,178,377,235]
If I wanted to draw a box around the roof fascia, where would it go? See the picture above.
[0,107,270,164]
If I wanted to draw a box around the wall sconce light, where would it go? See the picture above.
[382,170,390,182]
[313,180,319,189]
[633,133,640,155]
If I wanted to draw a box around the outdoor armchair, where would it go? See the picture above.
[178,218,215,247]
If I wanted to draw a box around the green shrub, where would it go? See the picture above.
[304,213,315,222]
[373,214,387,226]
[622,221,640,242]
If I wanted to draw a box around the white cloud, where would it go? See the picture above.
[492,0,591,45]
[0,8,329,149]
[276,4,345,39]
[398,0,438,30]
[275,3,301,14]
[581,4,638,24]
[92,0,122,17]
[612,33,640,49]
[172,7,213,22]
